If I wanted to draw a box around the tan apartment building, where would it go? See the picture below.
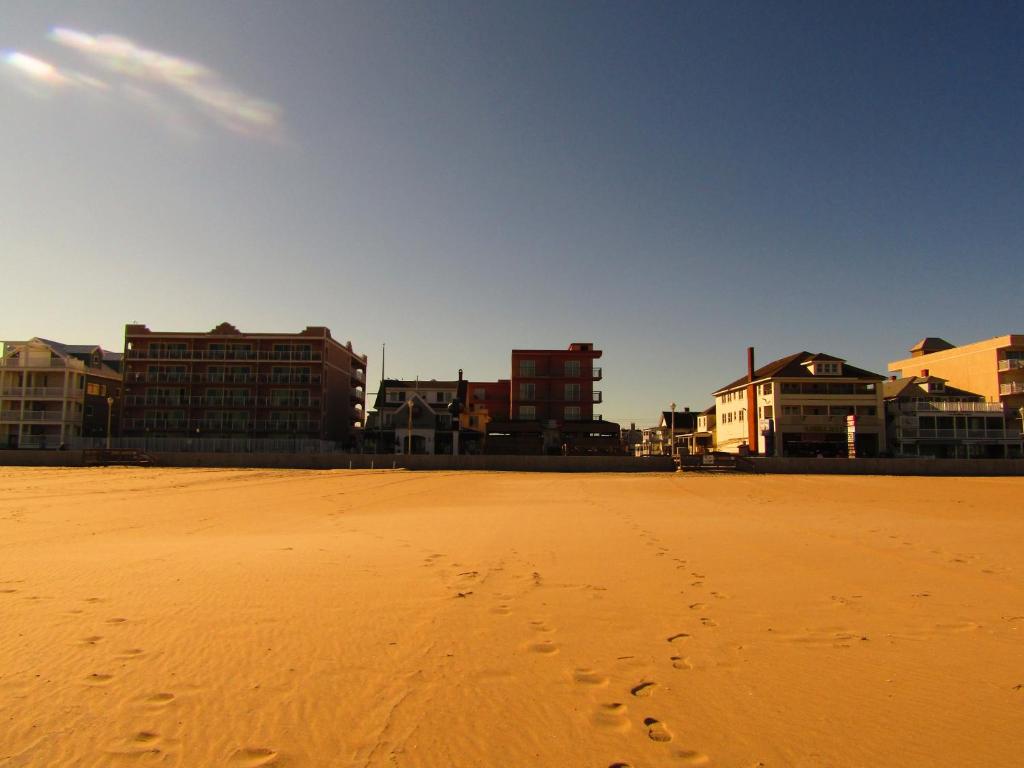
[712,352,886,457]
[1,338,122,449]
[120,323,366,447]
[888,335,1024,415]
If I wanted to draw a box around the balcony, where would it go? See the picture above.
[998,359,1024,371]
[258,374,321,385]
[1,387,69,398]
[127,349,323,362]
[123,419,188,431]
[256,398,321,408]
[191,396,256,408]
[592,367,602,381]
[253,420,319,433]
[192,419,252,432]
[895,400,1005,413]
[592,391,602,404]
[351,369,365,383]
[128,373,190,384]
[126,396,189,407]
[1000,382,1024,395]
[777,414,880,428]
[0,410,66,423]
[194,374,257,384]
[0,360,77,370]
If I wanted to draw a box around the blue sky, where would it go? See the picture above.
[2,1,1021,425]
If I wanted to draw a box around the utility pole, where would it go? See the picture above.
[670,401,676,459]
[407,397,413,455]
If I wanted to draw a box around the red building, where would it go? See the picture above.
[484,343,619,454]
[120,323,366,447]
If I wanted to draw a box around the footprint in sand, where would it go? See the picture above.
[491,605,512,615]
[667,633,691,643]
[592,702,631,731]
[106,617,127,624]
[231,747,278,767]
[146,692,176,707]
[528,640,559,655]
[644,717,673,742]
[85,673,114,685]
[530,620,555,633]
[574,668,610,686]
[700,618,718,628]
[81,635,103,646]
[674,749,711,765]
[630,681,657,697]
[689,602,707,611]
[671,656,693,670]
[117,648,145,659]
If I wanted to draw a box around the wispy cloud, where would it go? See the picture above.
[2,27,281,140]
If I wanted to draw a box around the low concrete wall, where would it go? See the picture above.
[0,449,85,467]
[0,450,674,473]
[742,457,1024,476]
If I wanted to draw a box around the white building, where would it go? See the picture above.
[711,352,886,457]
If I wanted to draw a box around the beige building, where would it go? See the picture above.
[712,352,885,457]
[887,335,1024,415]
[1,338,122,449]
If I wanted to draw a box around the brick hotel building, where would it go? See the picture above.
[120,323,366,446]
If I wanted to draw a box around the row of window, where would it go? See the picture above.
[516,405,581,421]
[386,390,455,404]
[518,383,581,400]
[518,360,582,377]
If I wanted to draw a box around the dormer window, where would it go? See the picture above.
[815,362,841,375]
[927,381,945,393]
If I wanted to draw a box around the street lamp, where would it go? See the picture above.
[105,396,115,449]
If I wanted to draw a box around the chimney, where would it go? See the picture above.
[458,368,463,382]
[889,375,897,381]
[747,346,758,454]
[684,407,690,413]
[921,369,929,377]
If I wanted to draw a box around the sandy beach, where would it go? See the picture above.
[0,468,1021,767]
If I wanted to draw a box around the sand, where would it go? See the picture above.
[0,468,1022,767]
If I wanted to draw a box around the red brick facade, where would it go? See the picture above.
[120,323,366,445]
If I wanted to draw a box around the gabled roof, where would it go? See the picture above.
[659,411,699,429]
[701,404,716,416]
[373,378,464,410]
[804,353,845,362]
[883,376,982,401]
[713,352,885,394]
[909,337,955,355]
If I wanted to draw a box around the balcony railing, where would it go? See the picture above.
[0,410,67,422]
[514,366,603,379]
[895,400,1005,413]
[1000,382,1024,395]
[1,387,69,398]
[351,369,365,382]
[0,357,78,369]
[592,391,602,403]
[592,367,602,380]
[123,419,188,431]
[777,414,880,428]
[128,373,190,384]
[192,397,257,408]
[998,359,1024,371]
[125,396,189,407]
[904,428,1018,441]
[254,421,320,433]
[128,349,323,362]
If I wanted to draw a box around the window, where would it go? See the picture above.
[436,392,446,403]
[781,382,801,394]
[564,359,580,377]
[86,382,105,396]
[927,381,945,393]
[519,359,536,377]
[474,387,486,401]
[761,382,773,395]
[564,406,581,421]
[762,405,773,418]
[519,382,535,400]
[783,405,801,416]
[519,405,536,420]
[85,405,94,417]
[856,406,876,416]
[564,383,580,401]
